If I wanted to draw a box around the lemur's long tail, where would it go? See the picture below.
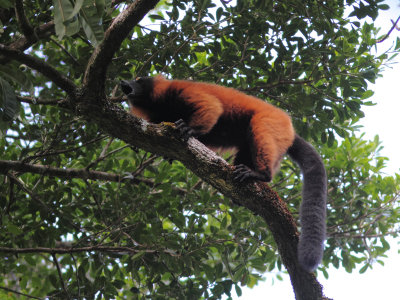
[287,134,327,272]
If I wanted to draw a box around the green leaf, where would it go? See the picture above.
[149,14,165,21]
[362,90,374,99]
[24,255,37,266]
[395,37,400,51]
[80,0,104,46]
[131,251,146,261]
[328,131,335,147]
[232,265,246,282]
[377,4,390,10]
[234,284,242,297]
[216,7,223,21]
[68,0,85,19]
[6,223,23,235]
[53,0,81,39]
[0,78,19,121]
[95,0,106,16]
[359,263,369,274]
[49,274,59,288]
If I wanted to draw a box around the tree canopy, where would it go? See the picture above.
[0,0,399,299]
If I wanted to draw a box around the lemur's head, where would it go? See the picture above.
[120,76,153,102]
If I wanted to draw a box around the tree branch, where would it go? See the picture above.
[51,253,71,300]
[0,286,43,300]
[0,245,169,255]
[74,99,326,299]
[14,0,34,38]
[0,21,55,65]
[377,16,400,43]
[82,0,160,97]
[0,159,143,183]
[0,159,186,195]
[0,44,76,96]
[6,173,82,232]
[16,95,68,106]
[9,21,55,51]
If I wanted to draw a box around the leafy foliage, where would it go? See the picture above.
[0,0,399,299]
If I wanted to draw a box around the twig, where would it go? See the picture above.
[377,16,400,43]
[21,135,107,163]
[0,286,43,300]
[51,253,71,300]
[70,254,81,299]
[0,159,132,182]
[49,37,81,66]
[86,138,117,169]
[84,179,106,224]
[132,154,158,177]
[6,173,82,231]
[16,95,68,106]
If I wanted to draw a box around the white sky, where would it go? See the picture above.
[235,0,400,299]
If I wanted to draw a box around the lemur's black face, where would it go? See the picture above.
[120,77,153,103]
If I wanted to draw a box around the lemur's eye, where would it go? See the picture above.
[135,77,143,83]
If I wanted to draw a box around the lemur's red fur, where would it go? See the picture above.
[121,75,327,272]
[129,75,295,179]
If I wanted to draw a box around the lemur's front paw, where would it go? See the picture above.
[233,164,271,182]
[175,119,196,141]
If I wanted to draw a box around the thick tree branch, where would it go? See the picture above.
[0,159,146,184]
[0,159,186,195]
[73,99,327,300]
[82,0,160,97]
[0,44,76,96]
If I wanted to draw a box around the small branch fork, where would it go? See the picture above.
[377,15,400,43]
[83,0,161,97]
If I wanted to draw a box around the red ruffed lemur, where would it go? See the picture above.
[120,75,327,272]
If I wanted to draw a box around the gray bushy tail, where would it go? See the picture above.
[287,134,327,272]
